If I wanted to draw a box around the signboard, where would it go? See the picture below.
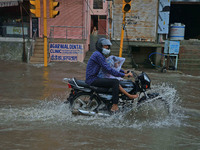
[6,26,28,35]
[164,40,180,54]
[0,1,19,7]
[113,0,158,42]
[158,0,170,34]
[158,12,170,34]
[169,41,180,54]
[49,43,84,62]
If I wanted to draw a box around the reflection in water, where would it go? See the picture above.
[42,68,49,99]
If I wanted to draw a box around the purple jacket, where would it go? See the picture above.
[86,51,125,85]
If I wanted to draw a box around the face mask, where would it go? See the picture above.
[102,48,111,55]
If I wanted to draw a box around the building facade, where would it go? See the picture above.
[0,0,109,62]
[0,0,200,72]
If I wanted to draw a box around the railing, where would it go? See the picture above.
[27,29,37,63]
[49,26,85,43]
[31,29,37,56]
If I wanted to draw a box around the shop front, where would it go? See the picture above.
[0,0,30,38]
[0,0,30,61]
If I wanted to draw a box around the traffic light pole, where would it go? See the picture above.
[43,0,48,67]
[30,0,59,67]
[119,12,126,57]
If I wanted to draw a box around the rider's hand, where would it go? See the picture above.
[124,70,130,74]
[125,72,133,78]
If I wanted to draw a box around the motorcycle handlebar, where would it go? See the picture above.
[131,71,138,79]
[127,70,138,79]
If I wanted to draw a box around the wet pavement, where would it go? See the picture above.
[0,60,200,150]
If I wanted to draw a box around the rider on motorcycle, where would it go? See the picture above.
[86,38,138,112]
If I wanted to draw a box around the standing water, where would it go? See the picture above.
[0,60,199,150]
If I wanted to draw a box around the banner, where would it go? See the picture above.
[49,43,84,62]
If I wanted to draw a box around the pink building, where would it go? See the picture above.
[33,0,109,59]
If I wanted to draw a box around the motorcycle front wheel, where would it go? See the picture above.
[70,92,100,115]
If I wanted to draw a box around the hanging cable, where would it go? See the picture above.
[148,52,166,68]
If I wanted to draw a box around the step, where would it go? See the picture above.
[36,38,44,42]
[178,59,200,64]
[35,42,44,46]
[180,40,200,45]
[33,53,44,57]
[35,43,44,49]
[33,50,44,54]
[35,41,44,45]
[30,57,44,62]
[30,60,43,64]
[34,47,44,50]
[178,63,200,70]
[178,63,200,67]
[179,54,200,59]
[180,50,200,55]
[178,66,200,71]
[180,46,200,54]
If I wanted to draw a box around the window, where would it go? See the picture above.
[93,0,103,9]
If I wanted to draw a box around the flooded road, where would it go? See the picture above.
[0,60,200,150]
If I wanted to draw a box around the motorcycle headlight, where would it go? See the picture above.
[144,74,150,82]
[138,72,151,89]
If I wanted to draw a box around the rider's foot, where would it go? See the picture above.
[111,104,119,112]
[128,94,139,99]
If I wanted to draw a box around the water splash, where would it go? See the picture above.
[0,84,184,130]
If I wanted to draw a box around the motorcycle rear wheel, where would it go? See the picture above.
[70,92,100,114]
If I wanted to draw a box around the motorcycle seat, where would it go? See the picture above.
[75,78,111,93]
[90,86,112,93]
[74,79,90,88]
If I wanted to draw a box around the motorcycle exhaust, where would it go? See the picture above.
[72,109,111,117]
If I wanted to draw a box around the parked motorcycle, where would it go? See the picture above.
[63,71,168,117]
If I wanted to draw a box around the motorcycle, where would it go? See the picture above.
[63,71,167,117]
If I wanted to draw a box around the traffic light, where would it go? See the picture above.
[122,0,131,13]
[30,0,41,17]
[49,0,60,18]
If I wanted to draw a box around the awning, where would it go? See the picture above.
[0,0,23,8]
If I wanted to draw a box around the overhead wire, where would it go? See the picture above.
[19,1,31,17]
